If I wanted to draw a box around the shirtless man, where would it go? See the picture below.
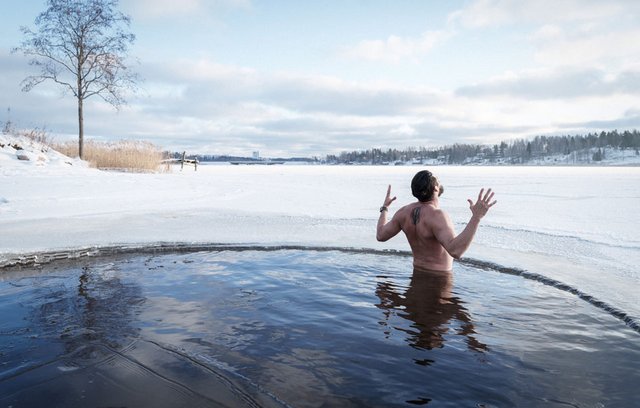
[376,170,496,272]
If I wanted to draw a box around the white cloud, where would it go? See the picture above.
[3,45,639,157]
[122,0,251,19]
[456,68,640,99]
[342,30,452,63]
[172,58,257,82]
[391,124,418,136]
[532,27,640,69]
[448,0,633,28]
[529,24,563,42]
[52,55,640,154]
[151,59,445,118]
[446,0,640,107]
[447,0,640,71]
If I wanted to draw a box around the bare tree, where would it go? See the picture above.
[13,0,138,159]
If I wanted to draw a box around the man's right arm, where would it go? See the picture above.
[376,184,400,242]
[377,209,401,242]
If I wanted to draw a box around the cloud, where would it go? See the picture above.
[456,68,640,99]
[63,58,431,154]
[446,0,640,73]
[122,0,251,19]
[260,76,443,116]
[448,0,635,28]
[149,59,445,117]
[3,48,639,157]
[0,52,78,132]
[122,61,457,154]
[342,30,452,63]
[531,27,640,69]
[563,109,640,131]
[391,124,418,136]
[133,62,465,155]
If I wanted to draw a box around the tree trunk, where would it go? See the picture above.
[78,96,84,159]
[77,48,84,160]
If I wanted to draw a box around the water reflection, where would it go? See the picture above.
[20,262,147,360]
[376,268,487,352]
[72,264,146,347]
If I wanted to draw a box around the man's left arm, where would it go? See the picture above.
[434,188,496,258]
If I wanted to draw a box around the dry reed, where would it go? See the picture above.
[53,140,167,172]
[18,127,52,146]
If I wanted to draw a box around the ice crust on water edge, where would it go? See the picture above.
[2,242,639,335]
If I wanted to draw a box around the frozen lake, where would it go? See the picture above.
[1,164,639,329]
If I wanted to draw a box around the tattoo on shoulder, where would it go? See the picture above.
[412,207,421,225]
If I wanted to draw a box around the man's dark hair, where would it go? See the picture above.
[411,170,437,202]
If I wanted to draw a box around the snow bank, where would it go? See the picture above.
[0,133,88,174]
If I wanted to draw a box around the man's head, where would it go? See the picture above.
[411,170,443,202]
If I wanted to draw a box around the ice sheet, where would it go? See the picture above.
[1,134,639,326]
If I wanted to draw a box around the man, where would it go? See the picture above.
[376,170,496,272]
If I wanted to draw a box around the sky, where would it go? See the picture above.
[1,0,640,157]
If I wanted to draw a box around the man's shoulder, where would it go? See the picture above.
[388,203,413,223]
[418,204,449,227]
[395,203,418,215]
[394,202,446,221]
[396,203,413,211]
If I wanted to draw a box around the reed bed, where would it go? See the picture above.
[54,140,167,172]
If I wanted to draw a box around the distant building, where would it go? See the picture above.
[253,151,260,159]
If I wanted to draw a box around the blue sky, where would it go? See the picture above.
[1,0,639,157]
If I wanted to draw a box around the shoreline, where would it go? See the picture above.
[0,242,412,270]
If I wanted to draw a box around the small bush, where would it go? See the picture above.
[53,140,167,172]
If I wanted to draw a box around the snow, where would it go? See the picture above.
[0,134,87,171]
[1,133,638,262]
[0,133,396,258]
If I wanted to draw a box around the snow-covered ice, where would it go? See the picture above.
[0,134,388,254]
[1,133,639,327]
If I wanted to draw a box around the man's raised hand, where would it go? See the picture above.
[383,185,397,208]
[467,188,497,218]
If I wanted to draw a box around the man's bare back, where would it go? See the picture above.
[391,201,454,271]
[376,170,496,272]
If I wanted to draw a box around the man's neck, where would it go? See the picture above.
[418,197,439,208]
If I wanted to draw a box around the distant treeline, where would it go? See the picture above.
[168,152,319,163]
[326,129,640,164]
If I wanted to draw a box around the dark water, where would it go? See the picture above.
[1,249,639,407]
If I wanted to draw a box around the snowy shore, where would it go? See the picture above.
[0,134,397,259]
